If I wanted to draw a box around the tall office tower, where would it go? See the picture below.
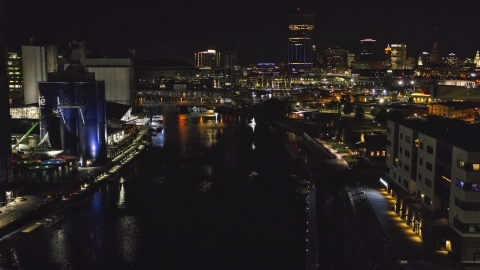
[288,9,314,68]
[360,39,376,60]
[385,44,406,69]
[323,46,349,73]
[7,51,22,95]
[224,51,238,85]
[474,51,480,67]
[0,0,14,198]
[429,41,442,65]
[195,49,220,68]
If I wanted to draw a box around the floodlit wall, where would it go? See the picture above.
[87,67,132,105]
[22,46,47,104]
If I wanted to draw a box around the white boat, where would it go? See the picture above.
[45,214,64,228]
[150,115,163,130]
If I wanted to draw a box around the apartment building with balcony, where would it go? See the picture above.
[384,117,480,266]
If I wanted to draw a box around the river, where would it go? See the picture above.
[0,107,305,270]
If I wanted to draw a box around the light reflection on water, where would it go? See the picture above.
[0,108,302,269]
[116,215,140,265]
[49,229,70,270]
[117,184,125,209]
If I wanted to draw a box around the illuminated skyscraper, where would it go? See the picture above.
[288,9,314,68]
[195,49,220,68]
[7,51,22,95]
[360,39,375,61]
[385,44,406,69]
[474,51,480,67]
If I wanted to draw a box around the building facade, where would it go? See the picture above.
[195,49,220,68]
[323,46,349,73]
[385,44,406,70]
[39,64,107,167]
[384,118,480,266]
[360,39,375,61]
[288,10,315,68]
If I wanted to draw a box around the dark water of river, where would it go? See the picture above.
[0,107,305,270]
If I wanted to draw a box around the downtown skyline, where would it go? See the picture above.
[4,0,480,65]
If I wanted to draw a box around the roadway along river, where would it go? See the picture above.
[0,108,306,269]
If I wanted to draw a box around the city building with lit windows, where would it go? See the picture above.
[323,46,349,73]
[385,44,406,69]
[195,49,220,68]
[288,9,314,68]
[360,39,375,61]
[474,51,480,68]
[7,51,22,93]
[384,118,480,266]
[7,50,22,105]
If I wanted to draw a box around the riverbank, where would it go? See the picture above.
[0,126,149,241]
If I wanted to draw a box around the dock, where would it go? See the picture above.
[21,223,43,233]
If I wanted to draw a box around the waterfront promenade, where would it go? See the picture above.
[277,119,465,269]
[0,126,149,240]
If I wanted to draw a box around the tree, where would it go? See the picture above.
[342,102,353,116]
[260,98,286,122]
[374,108,388,123]
[354,105,364,120]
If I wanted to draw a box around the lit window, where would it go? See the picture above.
[458,160,465,169]
[473,164,480,171]
[382,151,385,156]
[456,178,464,189]
[371,151,374,156]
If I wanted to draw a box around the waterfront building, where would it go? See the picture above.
[288,9,315,68]
[58,41,134,105]
[21,44,47,105]
[38,64,107,167]
[360,39,375,61]
[195,49,220,68]
[384,118,480,266]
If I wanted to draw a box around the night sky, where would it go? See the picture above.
[5,0,480,65]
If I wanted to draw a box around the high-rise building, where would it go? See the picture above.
[288,9,314,68]
[323,46,349,73]
[0,0,14,199]
[385,44,406,69]
[474,51,480,67]
[360,39,376,61]
[195,49,220,68]
[224,51,238,86]
[428,41,442,65]
[7,51,22,95]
